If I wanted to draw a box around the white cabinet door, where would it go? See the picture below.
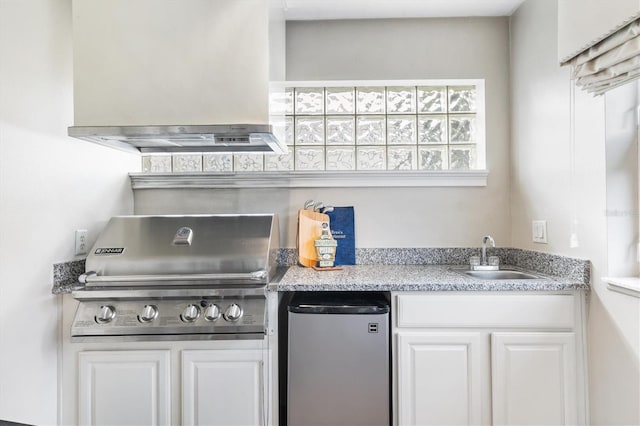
[397,332,483,426]
[182,349,264,426]
[78,350,171,426]
[491,332,578,426]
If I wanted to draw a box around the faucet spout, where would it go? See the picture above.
[481,235,495,265]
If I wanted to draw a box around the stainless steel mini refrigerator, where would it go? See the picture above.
[287,292,390,426]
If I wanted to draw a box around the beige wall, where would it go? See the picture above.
[510,1,640,424]
[0,0,138,423]
[136,17,512,249]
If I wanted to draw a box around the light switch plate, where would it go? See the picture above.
[532,220,547,243]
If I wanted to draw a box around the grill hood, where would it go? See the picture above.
[80,214,280,287]
[68,124,287,154]
[68,0,285,154]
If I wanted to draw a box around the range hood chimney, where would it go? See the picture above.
[68,0,285,154]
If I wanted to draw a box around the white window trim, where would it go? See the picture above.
[129,170,489,189]
[602,277,640,298]
[604,82,640,298]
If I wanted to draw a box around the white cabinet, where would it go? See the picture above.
[78,350,171,426]
[182,350,265,426]
[492,332,578,426]
[394,292,587,426]
[75,348,267,426]
[397,333,483,426]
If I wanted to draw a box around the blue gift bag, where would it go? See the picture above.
[326,207,355,265]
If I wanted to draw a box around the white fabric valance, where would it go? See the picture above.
[562,15,640,96]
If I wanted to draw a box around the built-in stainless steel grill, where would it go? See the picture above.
[70,214,280,342]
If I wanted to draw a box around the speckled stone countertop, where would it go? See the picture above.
[52,247,590,294]
[52,259,85,294]
[273,264,588,292]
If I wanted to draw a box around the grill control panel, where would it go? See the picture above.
[71,296,265,338]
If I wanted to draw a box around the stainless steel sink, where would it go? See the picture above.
[460,270,540,280]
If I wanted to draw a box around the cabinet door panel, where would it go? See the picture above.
[182,349,264,426]
[491,332,578,426]
[398,332,483,426]
[397,294,575,329]
[78,350,171,426]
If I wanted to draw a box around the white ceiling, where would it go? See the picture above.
[282,0,526,20]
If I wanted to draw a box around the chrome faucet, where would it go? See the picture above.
[481,235,495,265]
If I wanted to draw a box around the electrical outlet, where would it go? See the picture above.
[532,220,547,243]
[75,229,88,255]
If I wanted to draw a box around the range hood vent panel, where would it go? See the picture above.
[68,125,288,154]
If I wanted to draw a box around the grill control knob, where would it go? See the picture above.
[138,305,158,323]
[180,304,200,323]
[204,304,221,321]
[95,305,116,324]
[223,304,243,322]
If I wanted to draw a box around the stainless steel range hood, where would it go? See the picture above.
[68,0,286,154]
[67,124,287,154]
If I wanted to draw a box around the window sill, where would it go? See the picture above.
[129,170,489,189]
[603,277,640,298]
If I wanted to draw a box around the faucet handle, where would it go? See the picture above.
[482,235,495,246]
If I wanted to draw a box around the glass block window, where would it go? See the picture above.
[141,80,485,173]
[272,81,484,171]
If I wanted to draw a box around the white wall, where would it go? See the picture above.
[0,1,139,424]
[1,2,632,423]
[135,17,512,249]
[558,0,640,62]
[510,1,640,424]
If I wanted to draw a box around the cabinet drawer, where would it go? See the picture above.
[396,294,575,329]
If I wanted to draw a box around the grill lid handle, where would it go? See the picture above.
[78,271,97,284]
[78,270,268,285]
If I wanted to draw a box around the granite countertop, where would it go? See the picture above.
[274,264,589,292]
[52,248,591,294]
